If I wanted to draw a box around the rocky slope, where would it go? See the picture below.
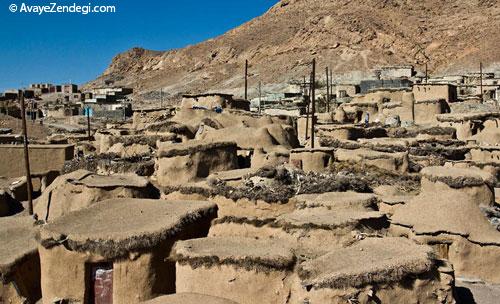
[86,0,500,104]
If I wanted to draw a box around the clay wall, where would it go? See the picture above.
[0,144,74,178]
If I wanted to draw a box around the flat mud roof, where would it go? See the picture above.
[172,236,295,272]
[293,191,378,210]
[158,141,237,158]
[141,293,238,304]
[392,191,500,245]
[298,237,434,289]
[38,199,217,258]
[69,172,150,188]
[276,208,386,230]
[421,166,494,188]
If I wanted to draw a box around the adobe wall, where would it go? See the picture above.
[156,145,239,186]
[413,85,454,102]
[448,236,500,283]
[414,100,449,125]
[470,147,500,163]
[33,183,156,221]
[420,177,494,207]
[0,252,41,303]
[0,144,74,178]
[335,149,409,173]
[208,221,384,252]
[39,245,173,304]
[287,269,453,304]
[390,225,500,284]
[132,109,172,130]
[382,101,413,123]
[176,263,293,304]
[39,210,214,303]
[181,95,227,110]
[289,149,334,173]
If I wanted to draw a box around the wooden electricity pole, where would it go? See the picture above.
[325,66,330,113]
[160,88,163,108]
[425,63,428,84]
[87,106,91,141]
[19,91,33,215]
[330,68,334,109]
[244,60,248,100]
[480,62,484,104]
[305,73,312,142]
[303,76,308,96]
[311,58,316,149]
[258,81,262,114]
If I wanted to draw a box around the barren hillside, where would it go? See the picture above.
[86,0,500,104]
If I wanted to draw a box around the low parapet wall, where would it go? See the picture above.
[0,144,74,178]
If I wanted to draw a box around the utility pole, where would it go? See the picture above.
[19,91,33,215]
[160,88,163,108]
[305,73,311,142]
[258,81,262,114]
[303,76,308,96]
[480,62,483,104]
[425,63,428,84]
[311,58,316,149]
[86,106,91,141]
[330,68,334,109]
[244,60,248,100]
[325,66,330,113]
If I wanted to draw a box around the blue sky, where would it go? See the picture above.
[0,0,277,92]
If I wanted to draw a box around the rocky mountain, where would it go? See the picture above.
[86,0,500,104]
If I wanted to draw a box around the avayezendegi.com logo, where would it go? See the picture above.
[8,2,116,15]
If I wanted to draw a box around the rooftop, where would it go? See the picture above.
[392,191,500,245]
[298,237,434,289]
[421,166,495,188]
[292,191,378,211]
[67,170,150,188]
[141,293,238,304]
[172,236,295,272]
[158,140,237,158]
[276,208,387,230]
[38,198,218,258]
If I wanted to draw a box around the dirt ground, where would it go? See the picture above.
[0,114,50,139]
[456,281,500,304]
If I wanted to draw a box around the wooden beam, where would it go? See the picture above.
[19,90,33,215]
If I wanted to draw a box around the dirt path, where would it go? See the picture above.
[456,281,500,304]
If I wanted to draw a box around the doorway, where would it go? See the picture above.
[88,263,113,304]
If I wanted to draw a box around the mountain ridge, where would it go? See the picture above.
[85,0,500,103]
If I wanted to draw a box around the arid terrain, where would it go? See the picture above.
[1,0,500,303]
[86,0,500,103]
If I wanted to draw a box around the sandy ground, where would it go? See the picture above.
[456,281,500,304]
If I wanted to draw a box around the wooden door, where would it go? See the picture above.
[91,263,113,304]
